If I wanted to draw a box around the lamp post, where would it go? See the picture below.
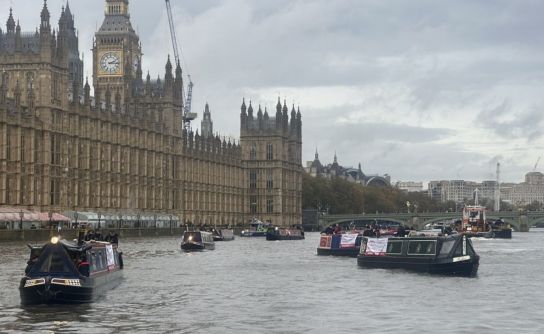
[97,212,102,230]
[153,214,157,229]
[19,210,24,230]
[74,211,79,229]
[136,213,141,228]
[169,214,173,231]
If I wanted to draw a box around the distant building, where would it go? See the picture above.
[305,150,390,187]
[395,181,423,193]
[428,172,544,206]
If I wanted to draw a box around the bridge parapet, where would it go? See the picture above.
[317,211,543,232]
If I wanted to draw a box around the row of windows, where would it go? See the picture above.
[249,170,274,190]
[249,195,274,214]
[249,143,274,160]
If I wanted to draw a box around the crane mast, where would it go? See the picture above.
[165,0,195,131]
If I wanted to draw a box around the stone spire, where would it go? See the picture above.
[40,1,50,33]
[7,8,15,33]
[241,98,247,116]
[248,101,254,118]
[84,77,90,105]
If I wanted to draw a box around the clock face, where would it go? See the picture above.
[99,52,121,75]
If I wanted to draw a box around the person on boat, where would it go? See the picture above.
[77,257,90,277]
[94,229,103,241]
[322,225,334,235]
[397,225,406,237]
[333,224,342,234]
[25,255,39,275]
[105,231,119,245]
[84,230,95,241]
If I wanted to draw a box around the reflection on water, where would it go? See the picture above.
[1,231,544,333]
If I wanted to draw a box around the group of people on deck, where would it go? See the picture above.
[84,230,119,245]
[322,223,416,237]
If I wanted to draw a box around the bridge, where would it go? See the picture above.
[316,211,544,232]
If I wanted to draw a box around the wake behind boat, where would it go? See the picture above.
[19,235,123,305]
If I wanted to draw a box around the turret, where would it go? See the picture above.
[174,61,183,102]
[40,0,51,34]
[6,8,15,34]
[14,21,21,51]
[290,104,297,134]
[164,56,174,95]
[84,78,90,105]
[275,97,282,130]
[247,101,254,119]
[282,100,288,131]
[296,107,302,139]
[145,72,151,96]
[240,98,247,128]
[257,105,264,129]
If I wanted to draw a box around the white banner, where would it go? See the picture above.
[340,233,358,248]
[365,238,388,256]
[106,244,116,270]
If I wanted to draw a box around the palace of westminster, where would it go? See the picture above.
[0,0,303,226]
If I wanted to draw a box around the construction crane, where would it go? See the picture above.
[534,157,541,172]
[165,0,196,131]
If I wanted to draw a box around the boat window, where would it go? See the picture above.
[386,241,403,254]
[439,240,456,256]
[34,248,72,274]
[453,242,463,256]
[407,240,436,255]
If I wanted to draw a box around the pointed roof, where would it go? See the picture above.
[7,8,15,32]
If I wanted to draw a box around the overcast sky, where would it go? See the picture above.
[2,0,543,184]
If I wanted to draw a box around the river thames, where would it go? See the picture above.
[1,231,543,333]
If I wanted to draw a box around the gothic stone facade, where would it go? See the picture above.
[0,0,302,227]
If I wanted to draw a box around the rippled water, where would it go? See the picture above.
[1,231,544,333]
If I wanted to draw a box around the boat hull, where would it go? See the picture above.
[357,255,479,277]
[19,270,123,305]
[240,231,266,237]
[180,242,215,251]
[491,229,512,239]
[316,247,359,257]
[266,233,304,241]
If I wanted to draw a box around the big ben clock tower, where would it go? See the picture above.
[93,0,141,108]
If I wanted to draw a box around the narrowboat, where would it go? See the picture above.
[460,206,513,239]
[181,231,215,251]
[357,233,479,277]
[240,219,270,237]
[317,233,362,257]
[212,228,235,241]
[266,226,305,240]
[20,236,123,305]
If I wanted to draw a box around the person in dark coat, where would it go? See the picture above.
[105,231,119,245]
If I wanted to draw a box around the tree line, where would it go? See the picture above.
[301,173,534,214]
